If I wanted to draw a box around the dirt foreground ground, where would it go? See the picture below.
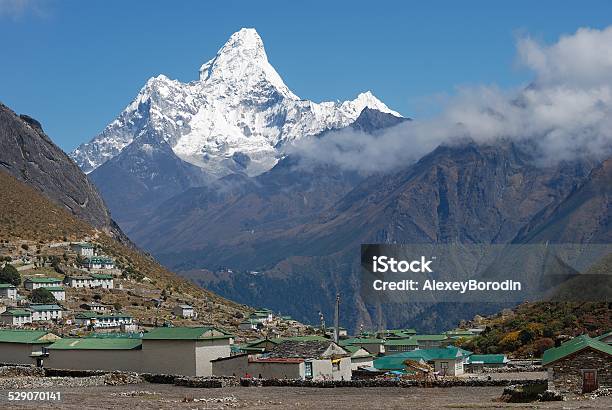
[3,383,612,409]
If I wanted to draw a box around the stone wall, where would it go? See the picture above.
[549,349,611,394]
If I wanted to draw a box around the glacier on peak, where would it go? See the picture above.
[71,28,401,177]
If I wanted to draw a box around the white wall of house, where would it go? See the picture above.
[49,290,65,301]
[311,357,352,381]
[31,310,62,321]
[433,358,464,376]
[0,314,32,325]
[0,287,17,300]
[25,281,61,290]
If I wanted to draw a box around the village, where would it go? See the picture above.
[0,239,610,407]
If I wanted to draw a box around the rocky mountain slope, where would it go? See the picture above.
[0,167,250,328]
[0,103,126,242]
[133,124,596,331]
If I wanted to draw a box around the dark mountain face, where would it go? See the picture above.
[0,103,126,242]
[127,120,595,331]
[89,133,209,231]
[513,157,612,244]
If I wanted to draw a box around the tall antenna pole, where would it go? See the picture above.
[334,293,340,343]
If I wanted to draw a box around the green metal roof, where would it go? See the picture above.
[41,286,65,291]
[143,326,232,340]
[25,277,61,283]
[48,338,141,350]
[385,337,419,346]
[542,335,612,366]
[374,346,472,370]
[411,334,449,341]
[90,273,113,279]
[0,329,57,344]
[0,283,16,288]
[28,304,62,311]
[595,331,612,341]
[468,354,508,364]
[2,309,32,316]
[341,337,385,345]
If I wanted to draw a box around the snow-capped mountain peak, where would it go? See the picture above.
[71,28,402,177]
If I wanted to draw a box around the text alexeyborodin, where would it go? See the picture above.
[370,255,522,294]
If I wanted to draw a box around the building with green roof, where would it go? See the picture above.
[24,277,61,290]
[41,286,66,301]
[0,282,18,299]
[410,334,450,349]
[140,327,234,377]
[0,309,32,326]
[0,329,60,365]
[45,337,143,373]
[28,304,63,322]
[384,337,419,354]
[340,337,386,355]
[374,346,472,376]
[542,335,612,393]
[466,354,509,371]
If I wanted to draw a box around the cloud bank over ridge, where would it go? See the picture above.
[288,26,612,173]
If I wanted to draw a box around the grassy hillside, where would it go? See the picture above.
[0,168,252,330]
[459,301,611,357]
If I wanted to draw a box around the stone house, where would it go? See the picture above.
[24,277,62,290]
[212,340,352,381]
[0,309,32,326]
[29,304,63,321]
[543,335,612,394]
[80,302,110,312]
[141,327,233,376]
[0,283,18,300]
[0,329,60,364]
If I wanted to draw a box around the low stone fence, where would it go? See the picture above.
[175,376,239,388]
[0,365,45,378]
[240,378,547,389]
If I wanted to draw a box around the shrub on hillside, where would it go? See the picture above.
[0,264,20,286]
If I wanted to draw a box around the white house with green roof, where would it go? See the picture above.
[374,346,472,376]
[384,337,419,354]
[29,304,63,321]
[466,354,509,372]
[64,273,113,289]
[45,337,143,372]
[23,277,62,290]
[80,256,115,270]
[0,283,17,300]
[0,309,32,326]
[0,329,60,364]
[141,326,233,376]
[74,311,133,329]
[41,286,65,301]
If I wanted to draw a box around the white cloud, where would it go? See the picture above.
[288,26,612,173]
[0,0,48,19]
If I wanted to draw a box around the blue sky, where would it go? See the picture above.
[1,0,611,151]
